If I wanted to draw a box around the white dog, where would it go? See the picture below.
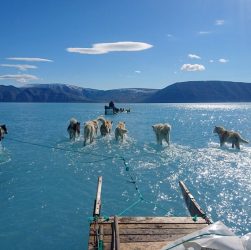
[115,122,127,141]
[152,123,171,145]
[83,119,98,146]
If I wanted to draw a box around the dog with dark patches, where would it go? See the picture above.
[67,118,80,141]
[97,116,113,136]
[0,124,8,141]
[213,126,248,150]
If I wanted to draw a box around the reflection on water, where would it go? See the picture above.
[0,103,250,249]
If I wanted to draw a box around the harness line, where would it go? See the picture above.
[4,136,209,219]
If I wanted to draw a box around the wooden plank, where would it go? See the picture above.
[110,216,207,224]
[90,227,204,236]
[112,223,115,250]
[90,222,207,230]
[89,242,112,250]
[114,216,120,249]
[103,233,192,243]
[88,235,96,250]
[103,242,113,250]
[93,216,207,224]
[99,225,104,247]
[179,180,206,217]
[93,176,102,216]
[179,181,212,224]
[116,223,207,230]
[120,242,171,250]
[94,242,174,250]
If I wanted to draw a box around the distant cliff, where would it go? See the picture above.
[145,81,251,103]
[1,81,251,103]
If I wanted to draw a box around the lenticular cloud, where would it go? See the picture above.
[0,74,38,83]
[7,57,53,62]
[66,41,153,54]
[0,64,37,71]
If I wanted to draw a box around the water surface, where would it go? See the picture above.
[0,103,251,249]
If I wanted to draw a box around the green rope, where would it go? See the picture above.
[103,215,109,221]
[98,240,103,250]
[192,214,198,222]
[121,156,173,215]
[117,198,142,216]
[6,137,185,218]
[5,137,121,163]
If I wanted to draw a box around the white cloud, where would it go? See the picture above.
[188,54,201,59]
[167,34,173,38]
[134,70,141,74]
[0,74,39,83]
[0,64,37,71]
[215,19,225,26]
[181,64,205,72]
[198,31,212,35]
[66,41,153,55]
[7,57,53,62]
[209,59,214,63]
[219,58,229,63]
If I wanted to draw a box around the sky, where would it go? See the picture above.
[0,0,251,90]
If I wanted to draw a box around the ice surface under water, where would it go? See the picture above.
[0,103,250,249]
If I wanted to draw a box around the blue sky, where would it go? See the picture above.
[0,0,251,89]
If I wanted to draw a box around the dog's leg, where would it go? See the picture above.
[156,134,160,144]
[220,137,224,147]
[90,129,94,144]
[84,130,88,146]
[165,134,170,146]
[158,135,162,145]
[115,132,119,141]
[235,141,240,150]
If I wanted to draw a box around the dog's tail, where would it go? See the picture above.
[97,116,106,124]
[240,137,249,144]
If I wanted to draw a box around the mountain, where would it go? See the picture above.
[146,81,251,103]
[0,83,157,102]
[1,81,251,102]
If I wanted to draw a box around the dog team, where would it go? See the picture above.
[67,116,128,146]
[0,121,248,150]
[66,118,249,150]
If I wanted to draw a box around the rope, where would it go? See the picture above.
[4,136,212,220]
[5,136,172,214]
[117,198,142,216]
[5,137,121,163]
[121,157,173,215]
